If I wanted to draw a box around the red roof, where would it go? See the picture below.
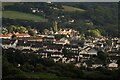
[15,33,30,37]
[0,33,30,38]
[0,34,12,37]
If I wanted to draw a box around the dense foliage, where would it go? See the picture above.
[2,48,120,80]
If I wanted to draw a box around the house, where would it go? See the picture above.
[10,39,18,48]
[51,57,61,63]
[107,62,118,70]
[0,33,30,39]
[65,57,76,63]
[50,52,64,63]
[80,54,90,61]
[79,47,96,59]
[45,44,63,52]
[87,49,98,55]
[75,63,81,67]
[70,39,80,45]
[68,19,75,24]
[95,43,104,48]
[31,42,43,51]
[31,8,40,13]
[75,62,88,68]
[23,37,43,42]
[64,44,79,54]
[92,63,103,69]
[108,51,119,56]
[22,49,33,54]
[16,42,31,50]
[35,49,48,58]
[1,39,11,49]
[0,34,12,39]
[59,38,70,44]
[1,38,18,49]
[15,33,30,38]
[43,37,56,42]
[61,57,67,63]
[51,52,64,58]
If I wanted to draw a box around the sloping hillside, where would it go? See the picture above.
[62,5,85,12]
[2,11,47,22]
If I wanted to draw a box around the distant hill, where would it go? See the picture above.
[2,11,48,22]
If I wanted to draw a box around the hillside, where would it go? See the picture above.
[2,2,15,7]
[2,11,47,22]
[2,2,119,37]
[62,5,85,12]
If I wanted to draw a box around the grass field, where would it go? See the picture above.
[26,72,72,80]
[2,2,15,7]
[26,72,57,78]
[2,11,47,22]
[62,5,85,12]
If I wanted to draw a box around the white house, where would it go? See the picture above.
[108,62,118,68]
[87,49,97,55]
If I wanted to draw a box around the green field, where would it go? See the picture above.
[62,5,85,12]
[2,11,48,22]
[26,72,73,80]
[2,2,15,7]
[26,72,58,78]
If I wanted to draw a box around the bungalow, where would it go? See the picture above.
[51,52,64,58]
[16,43,31,50]
[75,63,81,67]
[107,62,118,70]
[44,43,63,53]
[43,37,56,42]
[1,39,11,49]
[95,43,104,48]
[15,33,30,38]
[87,49,98,55]
[51,57,61,63]
[91,62,103,69]
[31,42,43,51]
[75,62,88,68]
[59,38,70,44]
[27,37,43,42]
[34,49,48,58]
[64,44,79,54]
[0,34,12,39]
[65,58,76,63]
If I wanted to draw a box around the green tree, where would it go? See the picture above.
[21,63,34,72]
[28,29,36,36]
[85,29,101,37]
[55,34,66,40]
[43,29,49,34]
[34,64,44,72]
[53,21,58,33]
[7,25,17,33]
[97,51,107,63]
[17,26,27,33]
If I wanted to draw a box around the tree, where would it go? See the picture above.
[20,63,34,72]
[17,26,27,33]
[7,25,17,33]
[97,51,107,63]
[53,21,58,33]
[85,29,101,37]
[43,29,49,34]
[55,34,66,40]
[28,29,36,36]
[11,34,16,40]
[34,64,44,72]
